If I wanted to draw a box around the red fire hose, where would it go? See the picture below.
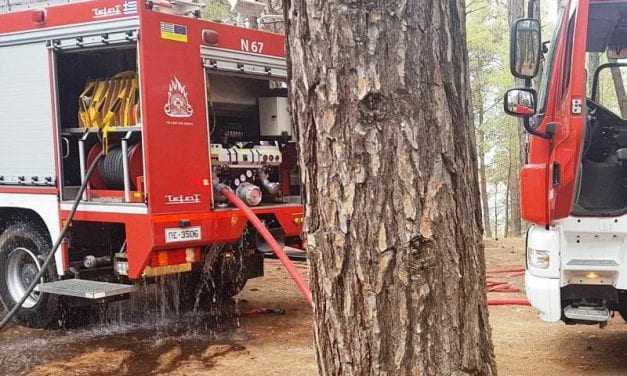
[487,299,530,306]
[486,267,530,306]
[219,184,529,309]
[219,185,313,306]
[486,267,525,274]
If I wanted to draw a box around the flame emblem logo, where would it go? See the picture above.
[164,76,193,118]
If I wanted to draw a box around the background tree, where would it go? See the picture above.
[507,0,527,237]
[468,0,558,239]
[204,0,233,21]
[284,1,496,374]
[468,0,520,239]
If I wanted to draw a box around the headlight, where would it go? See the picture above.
[527,248,550,269]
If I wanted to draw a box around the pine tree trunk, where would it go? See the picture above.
[504,143,512,238]
[587,53,600,94]
[494,183,499,240]
[284,1,496,375]
[261,0,285,34]
[475,86,492,239]
[478,129,493,239]
[508,0,526,237]
[610,63,627,118]
[509,154,521,235]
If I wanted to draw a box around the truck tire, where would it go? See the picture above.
[214,250,248,298]
[0,224,60,328]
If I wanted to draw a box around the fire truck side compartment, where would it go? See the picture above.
[0,3,304,283]
[0,42,56,186]
[56,45,139,193]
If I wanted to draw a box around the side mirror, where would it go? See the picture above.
[510,18,542,79]
[504,88,537,118]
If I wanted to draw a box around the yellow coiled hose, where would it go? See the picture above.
[78,71,140,153]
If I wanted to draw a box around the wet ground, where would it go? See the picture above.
[0,260,315,376]
[1,242,627,375]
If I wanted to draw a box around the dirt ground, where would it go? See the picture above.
[1,240,627,376]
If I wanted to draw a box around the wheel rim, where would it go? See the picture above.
[6,247,42,309]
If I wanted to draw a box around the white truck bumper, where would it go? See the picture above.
[525,272,561,322]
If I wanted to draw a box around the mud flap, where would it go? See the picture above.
[244,250,264,280]
[520,163,549,225]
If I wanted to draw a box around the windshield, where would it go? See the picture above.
[585,2,627,119]
[587,58,627,119]
[537,9,565,113]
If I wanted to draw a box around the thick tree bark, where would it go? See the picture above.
[284,1,496,375]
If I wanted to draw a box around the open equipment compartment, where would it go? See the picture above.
[55,42,145,204]
[206,71,301,208]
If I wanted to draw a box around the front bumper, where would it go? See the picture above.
[525,271,561,322]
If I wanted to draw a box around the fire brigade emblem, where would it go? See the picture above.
[164,76,193,118]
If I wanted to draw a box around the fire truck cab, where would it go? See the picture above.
[0,0,303,327]
[506,0,627,325]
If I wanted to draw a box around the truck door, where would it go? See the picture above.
[548,0,589,223]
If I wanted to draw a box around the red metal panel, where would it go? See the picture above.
[272,208,304,237]
[151,213,247,248]
[137,8,286,215]
[60,209,153,279]
[520,164,549,225]
[138,8,212,214]
[0,187,58,194]
[521,0,590,226]
[0,0,138,34]
[549,0,589,222]
[195,18,286,58]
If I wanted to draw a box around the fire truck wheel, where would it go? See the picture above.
[214,250,248,298]
[0,224,60,328]
[178,250,249,310]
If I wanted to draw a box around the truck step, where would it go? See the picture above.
[262,246,307,262]
[566,259,618,267]
[35,279,136,299]
[564,305,610,322]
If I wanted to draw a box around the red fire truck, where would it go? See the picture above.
[506,0,627,325]
[0,0,304,328]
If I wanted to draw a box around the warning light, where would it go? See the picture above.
[31,10,46,24]
[202,29,219,46]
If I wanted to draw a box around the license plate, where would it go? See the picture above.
[165,226,201,243]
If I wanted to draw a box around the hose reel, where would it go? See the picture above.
[87,143,143,190]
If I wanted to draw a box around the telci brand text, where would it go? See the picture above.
[165,194,201,205]
[92,0,137,19]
